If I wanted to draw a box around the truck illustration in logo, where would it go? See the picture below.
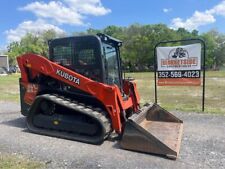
[169,48,189,59]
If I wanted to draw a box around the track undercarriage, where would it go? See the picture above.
[27,94,112,144]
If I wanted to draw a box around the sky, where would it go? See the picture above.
[1,0,225,50]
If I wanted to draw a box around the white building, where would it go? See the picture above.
[0,55,9,71]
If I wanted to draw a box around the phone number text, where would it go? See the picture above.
[158,70,201,78]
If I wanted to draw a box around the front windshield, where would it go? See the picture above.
[50,37,102,82]
[103,43,120,86]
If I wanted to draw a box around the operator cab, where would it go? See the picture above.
[49,34,123,88]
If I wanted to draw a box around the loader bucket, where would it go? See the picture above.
[120,103,183,159]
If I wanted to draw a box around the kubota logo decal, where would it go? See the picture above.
[56,69,80,85]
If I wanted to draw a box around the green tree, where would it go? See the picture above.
[202,30,225,69]
[86,28,101,35]
[7,42,22,65]
[7,29,64,65]
[6,24,225,70]
[40,29,65,56]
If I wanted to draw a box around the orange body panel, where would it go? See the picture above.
[23,83,39,105]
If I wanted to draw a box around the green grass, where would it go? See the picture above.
[0,72,224,114]
[0,154,44,169]
[0,74,20,102]
[127,71,225,114]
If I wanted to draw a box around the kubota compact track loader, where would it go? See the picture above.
[17,33,183,159]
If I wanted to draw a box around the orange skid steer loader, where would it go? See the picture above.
[17,34,183,159]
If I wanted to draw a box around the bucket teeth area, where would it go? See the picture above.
[120,103,183,159]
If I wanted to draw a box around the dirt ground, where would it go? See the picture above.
[0,101,224,169]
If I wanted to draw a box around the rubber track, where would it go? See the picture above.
[27,94,112,144]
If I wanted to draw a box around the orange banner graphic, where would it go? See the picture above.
[158,78,201,86]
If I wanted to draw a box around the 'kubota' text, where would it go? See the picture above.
[56,69,80,85]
